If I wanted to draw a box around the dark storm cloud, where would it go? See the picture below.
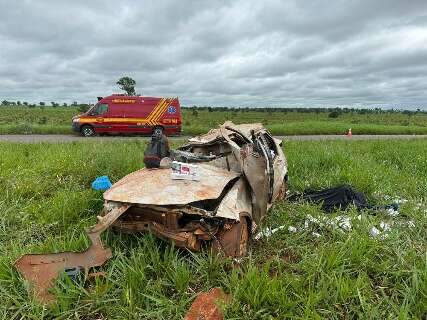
[1,0,427,108]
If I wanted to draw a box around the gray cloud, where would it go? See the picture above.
[0,0,427,108]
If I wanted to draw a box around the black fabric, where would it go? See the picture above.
[144,133,170,168]
[288,184,400,213]
[289,184,370,213]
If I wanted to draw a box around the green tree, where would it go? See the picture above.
[1,100,8,106]
[116,76,136,95]
[39,102,45,106]
[78,104,91,113]
[328,110,341,118]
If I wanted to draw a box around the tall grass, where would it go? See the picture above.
[0,140,426,318]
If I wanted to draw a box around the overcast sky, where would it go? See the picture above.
[1,1,427,108]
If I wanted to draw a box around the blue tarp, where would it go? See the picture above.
[91,176,112,191]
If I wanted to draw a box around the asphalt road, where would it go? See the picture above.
[0,134,427,143]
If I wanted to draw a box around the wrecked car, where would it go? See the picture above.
[15,122,288,303]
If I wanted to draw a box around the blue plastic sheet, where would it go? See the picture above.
[91,176,112,191]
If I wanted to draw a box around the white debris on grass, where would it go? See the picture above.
[254,225,299,240]
[370,226,381,238]
[255,196,419,241]
[379,221,391,232]
[288,226,297,233]
[303,214,352,232]
[386,207,399,217]
[254,225,286,240]
[407,220,416,228]
[394,198,408,205]
[369,223,391,239]
[336,216,352,231]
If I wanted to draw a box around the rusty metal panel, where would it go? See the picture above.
[103,164,239,205]
[14,204,130,304]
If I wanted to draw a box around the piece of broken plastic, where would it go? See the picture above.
[92,176,112,191]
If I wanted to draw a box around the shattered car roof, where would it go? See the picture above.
[104,164,239,205]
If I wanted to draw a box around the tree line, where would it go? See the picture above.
[183,106,427,116]
[1,100,426,116]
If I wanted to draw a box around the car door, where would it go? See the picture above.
[88,103,110,133]
[240,134,273,223]
[109,104,129,133]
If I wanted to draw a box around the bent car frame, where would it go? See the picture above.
[15,122,288,303]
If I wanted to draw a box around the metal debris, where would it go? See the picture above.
[14,204,130,303]
[184,288,230,320]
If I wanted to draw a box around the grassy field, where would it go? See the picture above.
[1,106,427,135]
[0,139,426,319]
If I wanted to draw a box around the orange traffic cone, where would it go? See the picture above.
[346,128,352,137]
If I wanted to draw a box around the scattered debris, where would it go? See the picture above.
[184,288,230,320]
[379,221,391,232]
[394,198,408,205]
[254,225,286,240]
[370,226,381,238]
[288,226,297,233]
[386,207,399,217]
[303,214,352,232]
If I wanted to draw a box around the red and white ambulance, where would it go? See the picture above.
[72,94,182,136]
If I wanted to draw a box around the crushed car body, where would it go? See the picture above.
[15,121,288,303]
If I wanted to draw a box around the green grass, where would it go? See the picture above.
[1,106,427,135]
[0,140,426,319]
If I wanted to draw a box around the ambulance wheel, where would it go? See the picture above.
[153,126,164,136]
[81,125,95,137]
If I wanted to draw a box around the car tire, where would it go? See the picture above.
[212,216,249,257]
[81,125,95,137]
[153,126,164,136]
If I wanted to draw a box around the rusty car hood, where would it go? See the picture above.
[103,163,240,205]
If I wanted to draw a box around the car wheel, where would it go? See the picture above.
[153,126,164,136]
[212,216,249,257]
[81,125,95,137]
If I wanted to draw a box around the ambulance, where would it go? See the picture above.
[72,94,182,136]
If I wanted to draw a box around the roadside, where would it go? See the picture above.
[1,134,427,143]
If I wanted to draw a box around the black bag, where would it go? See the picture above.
[289,184,370,213]
[144,134,170,168]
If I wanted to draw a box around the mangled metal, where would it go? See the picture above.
[15,121,288,303]
[14,204,130,303]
